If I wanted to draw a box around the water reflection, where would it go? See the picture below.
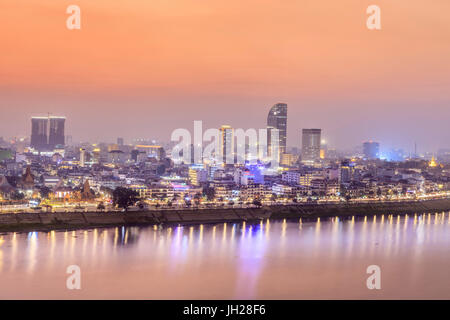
[113,226,140,247]
[0,212,449,299]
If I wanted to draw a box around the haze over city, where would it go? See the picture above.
[1,0,449,152]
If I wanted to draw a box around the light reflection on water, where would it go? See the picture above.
[0,212,449,299]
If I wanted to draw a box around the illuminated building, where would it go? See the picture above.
[52,186,74,201]
[267,103,288,157]
[130,184,174,201]
[280,153,299,167]
[92,148,101,164]
[189,164,208,186]
[234,165,264,186]
[80,148,86,167]
[219,125,234,164]
[320,141,327,159]
[311,178,340,196]
[340,160,356,183]
[53,146,65,158]
[131,149,147,163]
[246,164,265,184]
[281,169,324,187]
[108,150,128,164]
[299,172,324,187]
[42,175,60,188]
[135,145,166,161]
[239,183,271,201]
[108,144,119,152]
[386,148,405,162]
[281,170,302,184]
[363,141,380,160]
[320,149,326,159]
[188,168,199,186]
[302,129,321,163]
[429,156,438,168]
[211,180,235,199]
[272,183,296,197]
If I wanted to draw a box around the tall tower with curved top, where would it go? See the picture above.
[267,103,287,156]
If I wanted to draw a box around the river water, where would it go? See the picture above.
[0,212,449,299]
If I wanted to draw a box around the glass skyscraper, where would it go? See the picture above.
[219,125,234,164]
[267,103,288,157]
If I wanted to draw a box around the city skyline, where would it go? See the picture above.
[1,110,447,158]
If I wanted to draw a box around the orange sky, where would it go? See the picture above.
[1,0,449,151]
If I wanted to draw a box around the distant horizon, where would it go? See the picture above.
[1,112,448,156]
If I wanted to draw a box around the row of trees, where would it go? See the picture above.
[107,186,266,211]
[112,187,140,211]
[5,186,52,201]
[340,185,410,202]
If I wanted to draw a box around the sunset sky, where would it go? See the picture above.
[1,0,449,152]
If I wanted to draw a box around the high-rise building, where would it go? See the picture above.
[280,153,299,167]
[189,164,208,186]
[31,117,49,151]
[320,142,327,159]
[117,138,124,146]
[48,117,66,149]
[363,141,380,160]
[65,135,73,146]
[340,160,356,184]
[267,103,288,156]
[80,148,86,167]
[31,116,66,151]
[302,129,321,163]
[219,125,234,164]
